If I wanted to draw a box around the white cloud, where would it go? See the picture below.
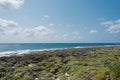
[35,26,49,31]
[0,0,24,10]
[101,19,120,33]
[101,21,113,27]
[60,34,68,40]
[0,18,54,38]
[34,26,54,37]
[72,32,80,35]
[72,32,83,39]
[41,15,50,21]
[0,18,18,27]
[0,19,84,42]
[89,30,98,34]
[44,15,50,18]
[49,23,54,26]
[115,19,120,23]
[0,18,19,35]
[52,32,83,43]
[106,25,120,33]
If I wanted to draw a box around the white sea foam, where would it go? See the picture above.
[73,46,84,48]
[0,49,31,57]
[0,44,120,57]
[0,48,69,57]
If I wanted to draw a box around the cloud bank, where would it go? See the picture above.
[101,19,120,33]
[0,0,24,10]
[0,18,83,42]
[0,18,54,38]
[89,30,98,34]
[0,18,18,27]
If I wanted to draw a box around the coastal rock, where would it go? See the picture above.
[28,63,36,67]
[55,78,60,80]
[35,78,39,80]
[32,67,43,72]
[0,46,120,80]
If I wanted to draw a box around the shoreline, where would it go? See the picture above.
[0,46,120,79]
[0,45,120,57]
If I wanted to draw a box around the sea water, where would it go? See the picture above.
[0,43,120,57]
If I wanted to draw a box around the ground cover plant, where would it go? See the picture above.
[0,46,120,80]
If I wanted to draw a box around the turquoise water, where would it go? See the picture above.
[0,43,120,53]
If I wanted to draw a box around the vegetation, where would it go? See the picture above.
[0,46,120,80]
[108,63,120,80]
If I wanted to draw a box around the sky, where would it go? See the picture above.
[0,0,120,43]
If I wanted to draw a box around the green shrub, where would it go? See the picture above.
[82,61,88,66]
[108,63,120,79]
[92,69,110,80]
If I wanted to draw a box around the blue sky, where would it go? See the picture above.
[0,0,120,43]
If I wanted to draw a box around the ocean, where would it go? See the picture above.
[0,43,120,57]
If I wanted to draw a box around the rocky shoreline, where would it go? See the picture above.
[0,46,120,80]
[0,47,114,66]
